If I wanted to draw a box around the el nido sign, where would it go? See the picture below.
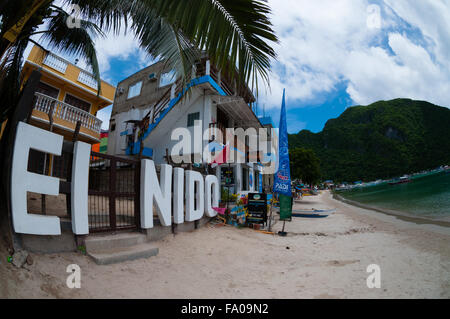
[10,122,220,236]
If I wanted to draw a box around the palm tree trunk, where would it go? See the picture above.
[0,70,42,250]
[0,38,13,65]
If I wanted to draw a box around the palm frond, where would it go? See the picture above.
[1,0,40,35]
[67,0,278,91]
[145,0,278,90]
[62,0,131,35]
[0,38,29,122]
[39,8,105,93]
[128,3,200,87]
[0,1,52,121]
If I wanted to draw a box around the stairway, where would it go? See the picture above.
[84,232,159,265]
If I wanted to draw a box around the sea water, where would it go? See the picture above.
[337,171,450,220]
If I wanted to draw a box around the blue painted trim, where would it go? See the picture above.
[126,145,153,157]
[142,147,153,157]
[126,75,228,156]
[120,130,128,136]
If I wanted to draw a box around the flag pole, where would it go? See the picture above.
[268,196,274,232]
[273,89,292,237]
[279,220,287,237]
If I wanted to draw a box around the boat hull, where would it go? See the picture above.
[291,209,335,218]
[388,180,411,185]
[292,213,329,218]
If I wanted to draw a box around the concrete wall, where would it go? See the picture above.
[112,61,173,116]
[20,220,77,253]
[108,61,176,157]
[143,88,215,165]
[20,216,215,253]
[145,216,213,242]
[108,107,151,156]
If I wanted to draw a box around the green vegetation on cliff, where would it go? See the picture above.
[290,148,321,185]
[288,99,450,182]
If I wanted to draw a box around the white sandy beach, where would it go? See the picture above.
[1,191,449,299]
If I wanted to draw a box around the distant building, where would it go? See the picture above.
[323,180,334,188]
[92,130,109,154]
[108,56,274,195]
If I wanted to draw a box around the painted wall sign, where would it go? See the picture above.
[11,122,219,236]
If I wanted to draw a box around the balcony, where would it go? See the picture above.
[42,52,69,74]
[25,46,116,104]
[195,59,255,104]
[33,92,102,135]
[77,69,98,89]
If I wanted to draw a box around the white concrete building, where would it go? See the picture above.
[108,58,274,196]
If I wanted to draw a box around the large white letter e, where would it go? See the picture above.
[11,122,63,235]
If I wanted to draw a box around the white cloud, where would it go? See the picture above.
[93,28,150,76]
[20,1,450,130]
[261,0,450,108]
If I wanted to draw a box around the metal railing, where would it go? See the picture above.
[33,92,103,133]
[88,152,141,232]
[209,64,236,96]
[136,59,245,147]
[145,60,230,127]
[43,52,68,74]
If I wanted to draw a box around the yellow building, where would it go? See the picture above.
[21,45,116,144]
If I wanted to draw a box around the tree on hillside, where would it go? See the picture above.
[288,99,450,182]
[290,147,321,186]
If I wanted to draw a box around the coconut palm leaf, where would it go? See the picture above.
[128,3,200,87]
[0,38,29,121]
[39,7,104,93]
[1,0,277,121]
[0,1,52,122]
[67,0,278,90]
[147,0,278,90]
[0,2,104,121]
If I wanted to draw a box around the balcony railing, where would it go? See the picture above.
[77,69,98,89]
[43,52,68,74]
[33,92,102,134]
[133,59,254,151]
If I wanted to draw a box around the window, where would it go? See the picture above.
[127,81,142,99]
[159,70,176,87]
[187,112,200,127]
[64,94,91,112]
[36,82,59,98]
[242,168,249,191]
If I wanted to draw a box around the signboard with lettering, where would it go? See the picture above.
[221,166,235,186]
[247,193,267,225]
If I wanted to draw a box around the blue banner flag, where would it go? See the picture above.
[273,89,292,197]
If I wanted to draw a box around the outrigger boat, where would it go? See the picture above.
[388,175,412,185]
[291,208,336,218]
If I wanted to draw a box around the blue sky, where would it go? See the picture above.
[261,81,353,133]
[32,0,449,134]
[260,0,450,133]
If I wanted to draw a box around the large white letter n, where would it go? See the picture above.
[11,122,63,235]
[140,159,172,228]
